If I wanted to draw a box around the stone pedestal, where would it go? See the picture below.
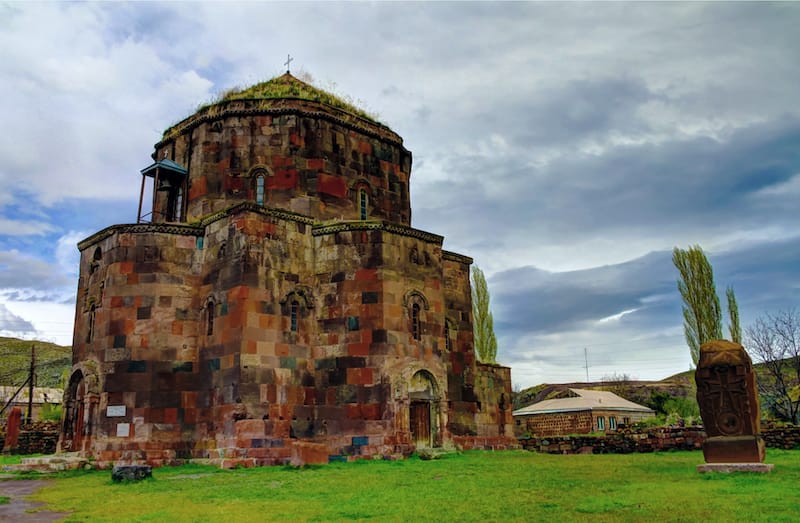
[697,463,774,474]
[703,435,765,463]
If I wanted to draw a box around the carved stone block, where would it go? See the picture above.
[695,340,765,463]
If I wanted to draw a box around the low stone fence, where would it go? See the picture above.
[2,421,59,455]
[520,425,800,454]
[519,426,706,454]
[762,425,800,449]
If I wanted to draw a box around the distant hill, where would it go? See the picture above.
[0,337,72,389]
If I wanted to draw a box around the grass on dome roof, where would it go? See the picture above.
[204,73,380,124]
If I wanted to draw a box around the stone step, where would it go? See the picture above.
[2,454,91,473]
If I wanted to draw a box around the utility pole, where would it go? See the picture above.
[584,347,589,382]
[27,344,35,423]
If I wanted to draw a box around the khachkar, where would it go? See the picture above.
[695,340,773,472]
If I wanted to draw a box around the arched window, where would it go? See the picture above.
[86,304,96,343]
[290,300,299,332]
[206,300,215,336]
[255,174,265,205]
[359,189,368,220]
[403,290,429,343]
[412,303,421,341]
[90,247,102,274]
[281,288,313,334]
[165,181,184,222]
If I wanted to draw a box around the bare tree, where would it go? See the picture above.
[745,309,800,423]
[601,372,635,400]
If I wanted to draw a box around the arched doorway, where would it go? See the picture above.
[408,370,439,448]
[61,370,86,452]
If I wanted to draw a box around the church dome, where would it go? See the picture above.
[148,73,412,226]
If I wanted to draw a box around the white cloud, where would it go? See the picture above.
[55,231,88,279]
[0,3,214,207]
[0,218,56,236]
[0,300,74,346]
[0,302,36,338]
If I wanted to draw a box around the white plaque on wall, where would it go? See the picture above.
[107,405,126,417]
[116,423,130,437]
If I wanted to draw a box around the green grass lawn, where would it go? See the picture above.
[20,450,800,522]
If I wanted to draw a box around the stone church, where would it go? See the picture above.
[59,73,515,466]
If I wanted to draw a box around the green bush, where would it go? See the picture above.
[40,403,62,422]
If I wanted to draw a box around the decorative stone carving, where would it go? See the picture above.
[695,340,765,463]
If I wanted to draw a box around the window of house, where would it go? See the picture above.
[206,300,215,336]
[290,300,299,332]
[609,416,617,430]
[623,417,631,426]
[597,416,605,431]
[412,303,421,341]
[444,321,452,351]
[359,189,368,220]
[255,174,265,205]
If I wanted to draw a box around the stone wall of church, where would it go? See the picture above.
[65,77,517,467]
[70,224,206,462]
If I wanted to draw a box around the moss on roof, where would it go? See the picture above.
[209,73,379,123]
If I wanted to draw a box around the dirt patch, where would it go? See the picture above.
[0,479,69,522]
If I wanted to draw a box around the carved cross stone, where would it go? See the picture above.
[695,340,765,463]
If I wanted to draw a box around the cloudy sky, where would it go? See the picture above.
[1,2,798,388]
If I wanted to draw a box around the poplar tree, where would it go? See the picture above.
[726,286,742,344]
[672,245,722,365]
[471,266,498,363]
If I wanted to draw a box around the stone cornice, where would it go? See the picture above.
[158,100,404,149]
[312,220,444,244]
[77,223,204,251]
[77,205,449,251]
[442,250,474,265]
[194,202,315,228]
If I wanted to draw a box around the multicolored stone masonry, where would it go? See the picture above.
[59,74,516,467]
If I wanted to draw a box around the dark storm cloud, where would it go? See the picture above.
[486,76,657,148]
[712,237,800,317]
[491,251,678,336]
[414,115,800,261]
[487,236,800,376]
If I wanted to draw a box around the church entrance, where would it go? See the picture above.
[61,370,86,452]
[408,370,439,449]
[410,401,432,448]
